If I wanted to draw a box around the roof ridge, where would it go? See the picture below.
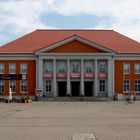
[36,29,114,31]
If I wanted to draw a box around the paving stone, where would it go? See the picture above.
[0,101,140,140]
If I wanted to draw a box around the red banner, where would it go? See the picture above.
[43,72,52,78]
[84,73,95,78]
[56,73,67,78]
[98,73,107,78]
[70,73,81,78]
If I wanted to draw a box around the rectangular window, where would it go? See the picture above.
[0,80,4,93]
[44,61,52,73]
[9,64,16,74]
[0,64,4,74]
[99,80,106,92]
[135,80,140,92]
[20,64,27,74]
[135,64,140,74]
[123,80,130,92]
[45,80,52,93]
[58,62,65,73]
[124,63,130,74]
[99,62,106,73]
[9,80,16,93]
[72,64,79,73]
[20,80,27,93]
[85,61,93,73]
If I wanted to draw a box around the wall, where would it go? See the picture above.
[47,40,104,53]
[0,60,36,96]
[115,60,140,95]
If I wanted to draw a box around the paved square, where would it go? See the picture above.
[0,101,140,140]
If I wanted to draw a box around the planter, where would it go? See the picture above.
[27,99,32,103]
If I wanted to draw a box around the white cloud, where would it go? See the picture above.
[53,0,140,42]
[0,0,140,45]
[0,0,56,34]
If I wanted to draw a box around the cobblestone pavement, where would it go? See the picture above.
[0,101,140,140]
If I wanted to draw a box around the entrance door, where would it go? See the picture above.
[71,81,80,97]
[58,82,67,97]
[84,81,93,97]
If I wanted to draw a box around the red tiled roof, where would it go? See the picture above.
[0,29,140,54]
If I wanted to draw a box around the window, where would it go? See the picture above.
[58,62,65,73]
[20,80,27,93]
[123,80,130,92]
[99,62,106,73]
[135,64,140,74]
[99,80,106,92]
[44,61,52,73]
[85,61,92,73]
[9,80,16,93]
[45,80,52,93]
[0,64,4,74]
[124,63,130,74]
[86,67,92,73]
[72,64,79,73]
[9,64,16,74]
[135,80,140,92]
[20,64,27,74]
[0,80,4,93]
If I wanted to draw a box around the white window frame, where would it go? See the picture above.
[44,61,52,73]
[9,80,16,93]
[72,63,79,73]
[0,64,4,74]
[124,63,130,74]
[123,79,130,93]
[99,79,106,93]
[20,63,27,74]
[9,63,16,74]
[57,62,65,73]
[45,80,52,93]
[20,80,28,93]
[135,80,140,92]
[0,80,4,93]
[99,62,106,73]
[85,61,93,73]
[135,64,140,74]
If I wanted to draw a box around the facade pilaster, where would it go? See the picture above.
[67,59,71,96]
[53,59,57,97]
[80,59,84,96]
[94,59,98,97]
[108,58,114,98]
[37,57,43,93]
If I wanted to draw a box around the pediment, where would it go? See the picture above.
[36,35,115,54]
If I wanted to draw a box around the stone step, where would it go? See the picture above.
[36,97,111,102]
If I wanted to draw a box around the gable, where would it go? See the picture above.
[46,40,104,53]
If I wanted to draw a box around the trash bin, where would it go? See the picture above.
[113,93,117,101]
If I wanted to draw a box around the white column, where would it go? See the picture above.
[67,59,71,96]
[94,59,98,97]
[38,57,43,92]
[80,59,84,96]
[108,58,114,98]
[53,59,57,97]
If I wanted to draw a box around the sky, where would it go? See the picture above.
[0,0,140,46]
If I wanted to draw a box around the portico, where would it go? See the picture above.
[36,53,114,98]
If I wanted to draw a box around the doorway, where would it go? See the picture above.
[84,81,93,97]
[71,81,80,97]
[58,81,67,97]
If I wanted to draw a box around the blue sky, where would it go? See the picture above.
[0,0,140,46]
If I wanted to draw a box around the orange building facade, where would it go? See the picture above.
[0,30,140,100]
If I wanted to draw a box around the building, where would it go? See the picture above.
[0,30,140,100]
